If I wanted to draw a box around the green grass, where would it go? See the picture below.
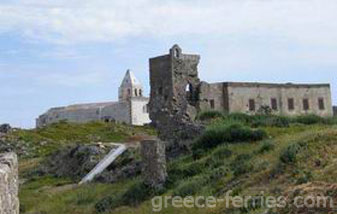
[16,117,337,214]
[6,120,155,159]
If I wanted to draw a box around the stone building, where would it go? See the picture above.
[149,45,333,127]
[334,106,337,117]
[36,70,150,128]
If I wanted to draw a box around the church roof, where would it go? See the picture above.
[120,69,142,88]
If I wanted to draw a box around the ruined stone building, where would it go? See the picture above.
[36,70,150,127]
[149,45,333,127]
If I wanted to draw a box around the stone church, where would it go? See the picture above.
[36,70,151,128]
[149,45,333,126]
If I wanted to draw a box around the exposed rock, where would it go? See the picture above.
[141,139,167,189]
[0,124,11,134]
[0,152,19,214]
[41,144,114,179]
[41,144,141,183]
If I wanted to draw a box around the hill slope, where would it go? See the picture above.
[4,118,337,214]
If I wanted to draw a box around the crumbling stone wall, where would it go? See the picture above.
[140,139,167,188]
[149,45,204,149]
[0,152,19,214]
[149,44,201,126]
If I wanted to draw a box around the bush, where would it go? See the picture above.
[95,196,121,213]
[208,167,229,182]
[230,154,253,176]
[121,181,152,206]
[193,123,266,151]
[212,146,232,159]
[196,111,224,121]
[296,170,313,184]
[280,142,306,164]
[167,161,205,183]
[173,176,207,197]
[295,114,324,125]
[258,141,275,154]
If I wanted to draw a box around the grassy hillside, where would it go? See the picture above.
[13,116,337,214]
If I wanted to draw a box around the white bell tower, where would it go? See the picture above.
[118,69,144,101]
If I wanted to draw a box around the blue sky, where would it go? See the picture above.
[0,0,336,128]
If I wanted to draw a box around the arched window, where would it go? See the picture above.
[139,89,142,97]
[135,89,138,96]
[127,89,131,95]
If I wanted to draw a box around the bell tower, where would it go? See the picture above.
[118,69,143,101]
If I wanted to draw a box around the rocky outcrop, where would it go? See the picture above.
[0,124,11,134]
[0,152,19,214]
[41,144,141,183]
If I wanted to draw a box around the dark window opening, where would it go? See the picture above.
[288,98,294,111]
[249,99,255,111]
[127,89,131,96]
[158,87,163,95]
[139,89,142,97]
[210,100,215,109]
[271,98,278,110]
[135,89,138,96]
[318,98,325,110]
[303,99,310,110]
[174,49,180,58]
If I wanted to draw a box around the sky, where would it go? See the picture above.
[0,0,336,128]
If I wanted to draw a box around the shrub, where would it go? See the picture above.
[230,154,253,176]
[296,170,313,184]
[208,167,229,182]
[280,142,306,164]
[258,141,275,154]
[121,181,152,206]
[295,114,323,125]
[226,113,252,123]
[212,146,232,159]
[173,176,207,197]
[95,196,121,213]
[193,123,266,151]
[196,111,224,121]
[167,161,205,183]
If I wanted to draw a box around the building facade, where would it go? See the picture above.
[149,45,333,126]
[36,70,151,128]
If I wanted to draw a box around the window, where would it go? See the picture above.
[158,87,163,95]
[210,100,215,109]
[271,98,278,110]
[139,89,142,97]
[318,98,325,110]
[135,89,138,96]
[143,104,149,113]
[303,99,310,110]
[288,98,294,111]
[249,99,255,111]
[127,89,131,95]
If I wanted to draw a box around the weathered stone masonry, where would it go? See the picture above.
[140,139,167,188]
[0,153,19,214]
[149,45,333,127]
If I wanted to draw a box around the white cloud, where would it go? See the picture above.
[0,0,337,45]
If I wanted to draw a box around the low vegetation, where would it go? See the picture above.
[11,114,337,214]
